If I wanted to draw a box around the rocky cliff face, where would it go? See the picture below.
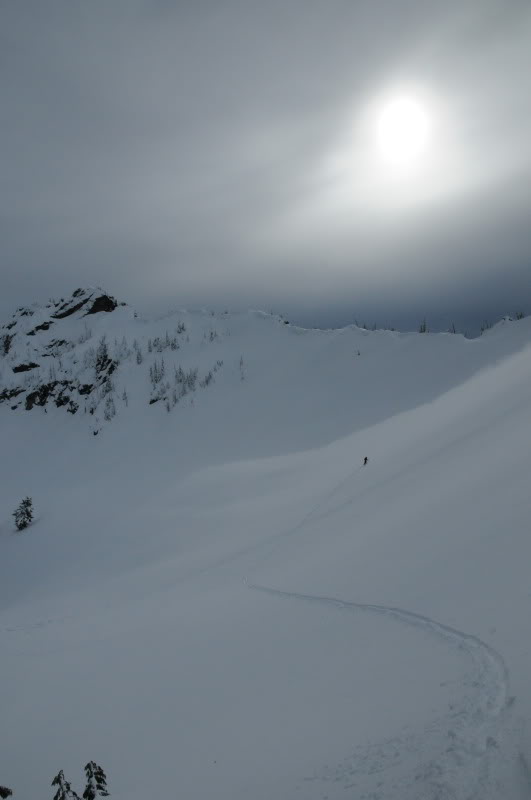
[0,287,224,435]
[0,288,123,416]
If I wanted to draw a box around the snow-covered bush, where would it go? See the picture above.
[13,496,33,531]
[174,366,197,394]
[100,376,114,397]
[95,337,110,375]
[114,336,131,363]
[77,325,92,345]
[83,346,96,371]
[149,358,165,386]
[103,396,116,421]
[200,370,214,388]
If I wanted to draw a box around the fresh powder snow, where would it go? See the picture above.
[1,289,531,798]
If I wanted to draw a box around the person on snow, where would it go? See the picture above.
[363,456,369,466]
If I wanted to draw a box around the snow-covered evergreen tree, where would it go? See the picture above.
[52,770,80,800]
[95,337,110,375]
[13,496,33,531]
[103,396,116,421]
[82,763,109,800]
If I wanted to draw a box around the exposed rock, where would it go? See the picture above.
[25,382,59,409]
[0,387,24,402]
[13,362,40,373]
[46,339,69,351]
[52,297,91,319]
[29,321,54,334]
[1,334,13,355]
[25,380,76,411]
[86,293,119,315]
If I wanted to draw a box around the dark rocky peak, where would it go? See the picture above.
[0,288,124,340]
[51,288,120,320]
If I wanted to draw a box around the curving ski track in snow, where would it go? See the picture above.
[247,580,513,799]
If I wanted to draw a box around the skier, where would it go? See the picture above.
[363,456,368,466]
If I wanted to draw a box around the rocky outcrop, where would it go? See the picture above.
[86,294,118,315]
[25,381,79,414]
[0,286,125,419]
[0,387,24,403]
[52,297,91,319]
[12,362,40,373]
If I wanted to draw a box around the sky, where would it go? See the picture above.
[2,0,530,333]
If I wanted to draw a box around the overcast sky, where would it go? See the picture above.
[2,0,530,332]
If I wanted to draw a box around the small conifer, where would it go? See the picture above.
[83,763,109,800]
[13,497,33,531]
[52,770,80,800]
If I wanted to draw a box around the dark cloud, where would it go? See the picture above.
[1,0,530,331]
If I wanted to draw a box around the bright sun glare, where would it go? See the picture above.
[377,96,430,165]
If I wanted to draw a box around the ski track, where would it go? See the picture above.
[247,580,514,800]
[2,464,522,797]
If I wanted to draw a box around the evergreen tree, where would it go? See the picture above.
[0,787,12,798]
[83,763,109,800]
[95,337,109,374]
[103,396,116,421]
[52,771,80,800]
[13,497,33,531]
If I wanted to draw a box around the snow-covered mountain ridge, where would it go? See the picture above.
[1,285,530,446]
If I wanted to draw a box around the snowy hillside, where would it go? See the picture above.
[2,289,531,799]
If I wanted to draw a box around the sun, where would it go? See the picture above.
[377,96,430,165]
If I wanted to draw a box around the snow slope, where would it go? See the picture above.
[1,292,531,799]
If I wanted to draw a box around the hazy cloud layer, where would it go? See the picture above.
[2,0,530,330]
